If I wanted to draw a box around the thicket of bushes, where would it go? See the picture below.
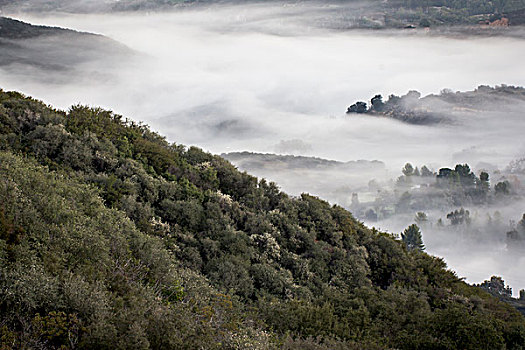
[1,89,524,349]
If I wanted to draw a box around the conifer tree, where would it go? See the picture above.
[401,224,425,251]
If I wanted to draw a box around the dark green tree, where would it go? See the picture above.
[479,171,490,192]
[371,94,384,112]
[419,18,431,27]
[495,181,511,195]
[402,163,414,176]
[401,224,425,251]
[446,208,471,225]
[347,101,367,114]
[479,276,512,298]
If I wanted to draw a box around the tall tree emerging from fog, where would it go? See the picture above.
[401,224,425,251]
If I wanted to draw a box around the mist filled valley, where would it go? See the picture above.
[2,1,525,348]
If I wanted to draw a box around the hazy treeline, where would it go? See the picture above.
[347,84,525,125]
[222,152,388,212]
[2,0,525,28]
[353,158,525,238]
[1,89,524,348]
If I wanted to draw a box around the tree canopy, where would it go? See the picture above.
[0,89,524,349]
[401,224,425,251]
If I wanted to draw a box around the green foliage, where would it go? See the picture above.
[479,276,513,297]
[447,207,471,225]
[495,180,511,195]
[401,224,425,251]
[386,0,525,26]
[0,89,524,349]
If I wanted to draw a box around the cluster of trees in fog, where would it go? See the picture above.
[347,91,422,115]
[347,90,446,125]
[355,162,516,215]
[347,85,525,125]
[477,276,525,315]
[352,160,525,247]
[399,227,525,315]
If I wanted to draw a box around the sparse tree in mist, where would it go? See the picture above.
[413,167,421,176]
[437,164,478,192]
[446,208,471,225]
[420,165,433,177]
[402,163,414,177]
[478,171,490,192]
[404,90,421,100]
[371,94,385,112]
[495,180,511,196]
[520,289,525,301]
[402,90,422,108]
[414,212,428,225]
[351,192,359,208]
[401,224,425,251]
[386,94,401,107]
[454,164,476,187]
[437,167,454,182]
[396,191,412,212]
[396,175,407,186]
[507,213,525,245]
[518,213,525,232]
[419,18,431,27]
[479,171,489,182]
[479,276,512,298]
[347,101,367,114]
[365,208,378,221]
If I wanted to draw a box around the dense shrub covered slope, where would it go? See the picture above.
[1,89,524,349]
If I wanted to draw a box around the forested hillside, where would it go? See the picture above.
[1,89,525,349]
[2,0,524,28]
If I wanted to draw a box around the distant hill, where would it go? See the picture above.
[222,151,384,171]
[0,16,132,73]
[222,151,387,205]
[0,0,190,13]
[0,16,74,39]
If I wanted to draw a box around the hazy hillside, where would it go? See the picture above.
[0,16,132,77]
[1,89,525,349]
[223,152,384,171]
[222,152,387,205]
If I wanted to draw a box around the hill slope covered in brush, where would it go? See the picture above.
[1,89,524,349]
